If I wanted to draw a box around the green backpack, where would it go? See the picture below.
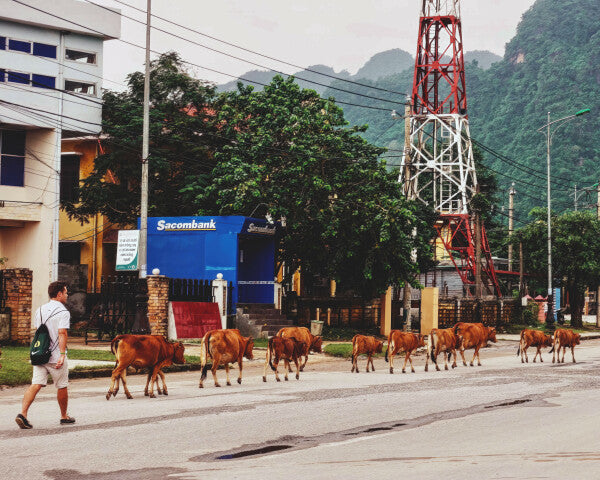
[30,309,60,366]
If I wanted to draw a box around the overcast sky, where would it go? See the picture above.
[97,0,538,90]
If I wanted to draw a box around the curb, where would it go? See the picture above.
[69,362,203,380]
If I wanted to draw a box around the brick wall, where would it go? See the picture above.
[147,275,169,336]
[3,269,33,344]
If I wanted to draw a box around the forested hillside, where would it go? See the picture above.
[324,0,600,222]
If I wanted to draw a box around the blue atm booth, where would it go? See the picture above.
[146,216,277,310]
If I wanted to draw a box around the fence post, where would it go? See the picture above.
[146,274,169,337]
[212,273,228,329]
[421,287,439,335]
[3,269,33,344]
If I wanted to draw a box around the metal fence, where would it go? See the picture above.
[169,278,214,302]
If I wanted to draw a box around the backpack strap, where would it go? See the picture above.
[38,305,69,353]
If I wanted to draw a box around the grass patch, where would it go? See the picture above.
[500,323,600,335]
[321,325,383,342]
[323,343,386,359]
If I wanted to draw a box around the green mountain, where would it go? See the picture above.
[354,49,414,81]
[324,0,600,222]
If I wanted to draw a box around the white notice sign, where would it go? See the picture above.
[116,230,139,271]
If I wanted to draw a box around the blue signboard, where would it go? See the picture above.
[145,216,277,309]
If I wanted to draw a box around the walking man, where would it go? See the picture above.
[16,281,75,429]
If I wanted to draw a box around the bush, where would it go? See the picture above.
[522,302,539,326]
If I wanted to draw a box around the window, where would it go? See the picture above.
[65,80,96,95]
[0,69,4,82]
[7,71,30,85]
[59,242,81,265]
[60,154,80,203]
[65,49,96,64]
[0,37,5,50]
[0,130,26,187]
[32,74,55,89]
[33,42,57,59]
[8,39,31,54]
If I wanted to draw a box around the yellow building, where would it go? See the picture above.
[59,136,119,293]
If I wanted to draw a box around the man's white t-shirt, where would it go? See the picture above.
[33,299,70,364]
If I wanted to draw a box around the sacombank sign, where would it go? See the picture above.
[156,219,216,231]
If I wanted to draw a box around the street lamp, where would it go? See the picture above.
[537,108,590,331]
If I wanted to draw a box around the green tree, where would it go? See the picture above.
[63,52,222,225]
[196,76,436,298]
[512,208,600,327]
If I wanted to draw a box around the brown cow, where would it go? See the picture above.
[517,329,553,363]
[276,327,322,371]
[551,328,581,363]
[199,329,254,388]
[425,328,460,371]
[454,322,497,367]
[262,336,304,382]
[106,335,185,400]
[351,334,384,373]
[385,330,426,374]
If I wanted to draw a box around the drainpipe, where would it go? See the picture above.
[92,213,97,293]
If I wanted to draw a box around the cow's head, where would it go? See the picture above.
[417,334,426,348]
[376,340,384,353]
[244,337,255,360]
[310,336,323,353]
[575,333,581,345]
[487,327,497,343]
[544,334,553,347]
[173,342,186,364]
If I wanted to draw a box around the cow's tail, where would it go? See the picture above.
[268,337,276,371]
[549,336,556,354]
[385,333,393,363]
[429,331,436,363]
[350,335,360,365]
[517,330,525,356]
[200,333,211,379]
[110,335,125,356]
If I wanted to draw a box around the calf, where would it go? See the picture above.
[385,330,426,374]
[425,328,460,371]
[454,322,497,367]
[263,336,304,382]
[551,328,581,363]
[199,329,254,388]
[351,334,384,373]
[517,329,553,363]
[106,335,185,400]
[276,327,322,371]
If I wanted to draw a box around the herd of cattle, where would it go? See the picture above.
[103,324,582,400]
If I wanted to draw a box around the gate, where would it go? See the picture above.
[86,274,149,343]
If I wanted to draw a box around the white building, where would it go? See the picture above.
[0,0,120,308]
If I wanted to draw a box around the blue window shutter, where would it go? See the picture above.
[33,43,57,59]
[32,74,55,89]
[0,69,5,82]
[0,37,5,50]
[1,155,25,186]
[8,39,31,53]
[7,71,30,84]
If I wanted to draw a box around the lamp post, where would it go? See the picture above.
[537,108,590,331]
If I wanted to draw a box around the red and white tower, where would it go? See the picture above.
[401,0,500,296]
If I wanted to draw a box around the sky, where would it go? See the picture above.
[96,0,539,91]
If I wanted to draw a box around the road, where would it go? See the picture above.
[1,339,600,479]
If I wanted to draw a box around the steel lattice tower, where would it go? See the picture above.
[401,0,500,296]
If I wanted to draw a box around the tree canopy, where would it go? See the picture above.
[193,76,436,297]
[63,52,222,225]
[512,208,600,326]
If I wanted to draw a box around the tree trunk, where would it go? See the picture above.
[569,286,584,328]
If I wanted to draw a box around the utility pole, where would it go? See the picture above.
[402,97,414,331]
[519,240,524,297]
[139,0,151,279]
[508,183,515,271]
[597,179,600,327]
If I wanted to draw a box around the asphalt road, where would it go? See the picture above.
[1,339,600,479]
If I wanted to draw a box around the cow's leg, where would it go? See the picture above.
[370,354,376,372]
[433,350,441,371]
[157,370,167,395]
[274,358,281,382]
[299,347,309,372]
[459,345,468,366]
[538,346,544,363]
[366,354,372,372]
[571,346,576,363]
[283,359,290,381]
[401,352,409,373]
[389,348,395,374]
[147,365,162,398]
[113,375,120,397]
[144,371,152,396]
[408,352,416,373]
[443,350,450,371]
[106,367,120,400]
[523,346,528,363]
[351,353,358,373]
[470,346,480,367]
[237,357,244,384]
[225,364,232,386]
[293,357,300,380]
[121,369,133,399]
[211,352,221,387]
[561,346,566,363]
[263,354,269,383]
[532,347,539,363]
